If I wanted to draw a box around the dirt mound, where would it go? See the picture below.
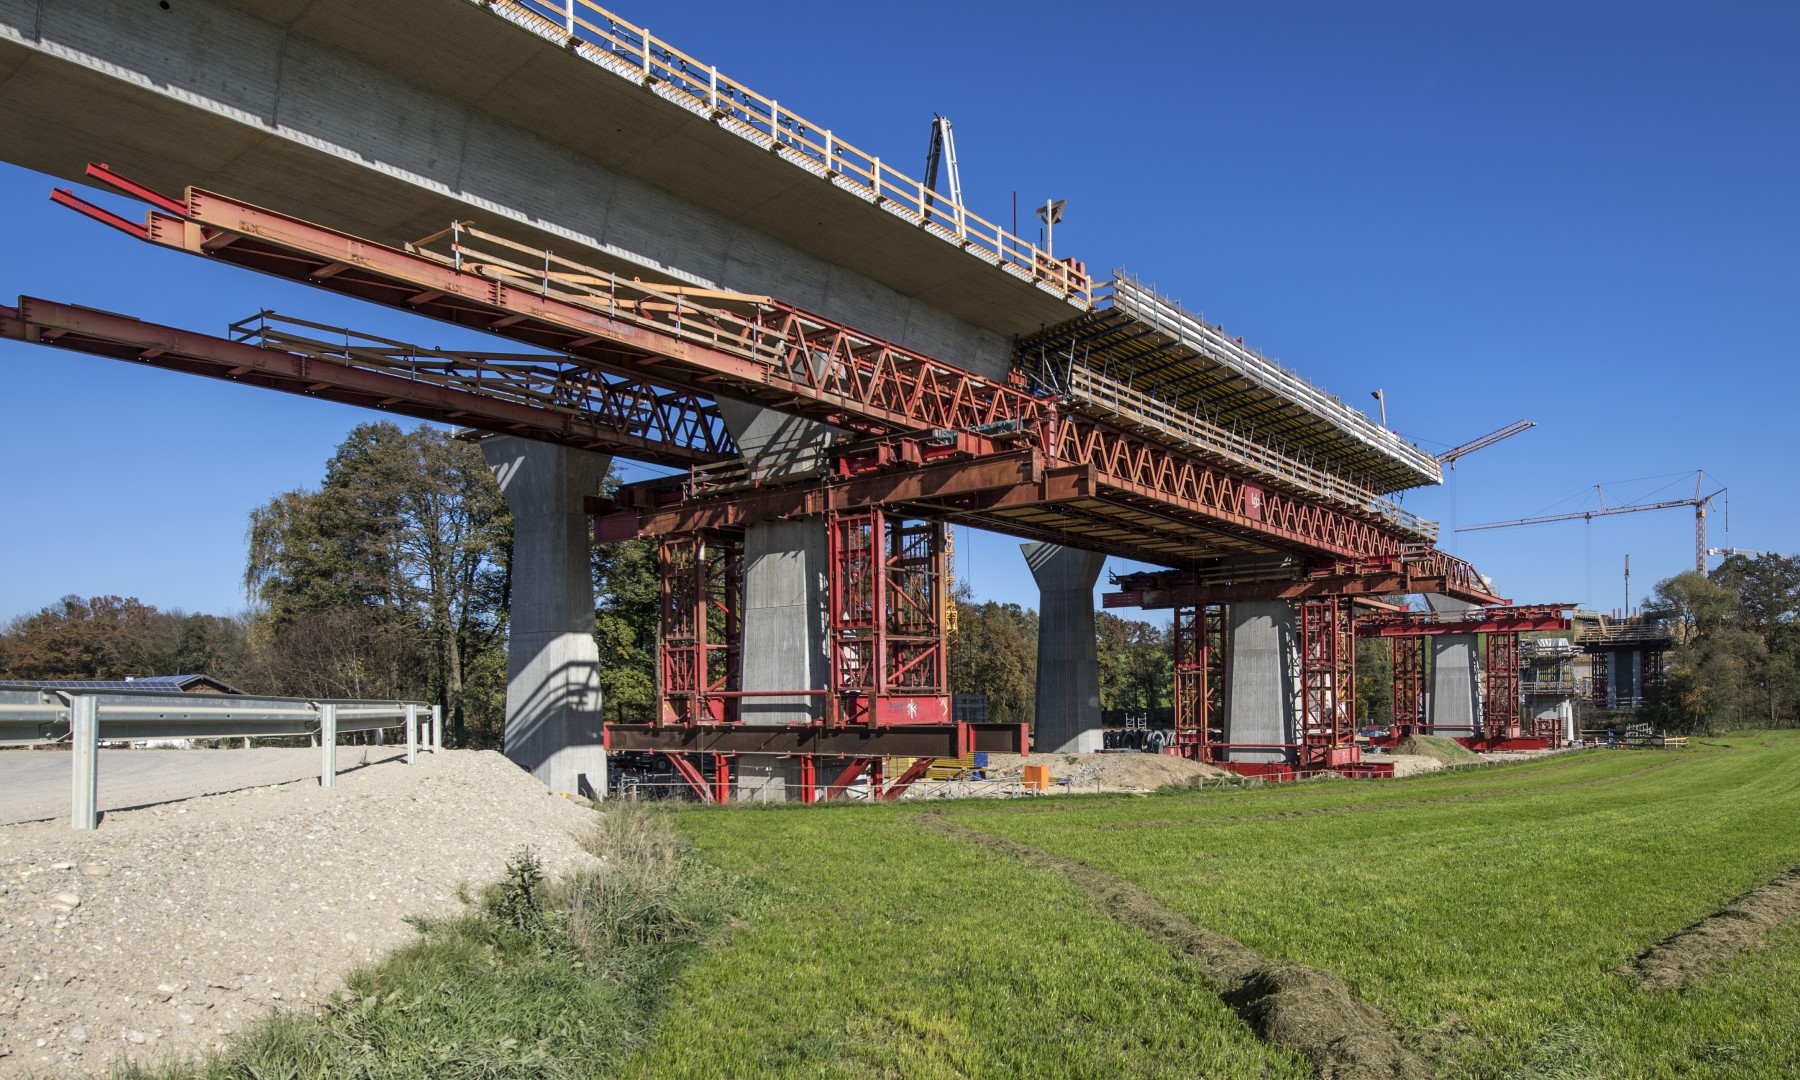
[1230,963,1430,1079]
[0,750,599,1076]
[1394,736,1480,766]
[983,751,1225,791]
[1623,867,1800,991]
[926,815,1430,1077]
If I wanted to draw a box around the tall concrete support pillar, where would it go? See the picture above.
[1225,600,1298,763]
[480,435,608,797]
[1422,594,1480,737]
[717,402,836,733]
[1429,636,1480,737]
[738,520,830,723]
[1023,543,1105,753]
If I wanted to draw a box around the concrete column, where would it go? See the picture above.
[1225,599,1298,763]
[1429,636,1481,737]
[738,521,830,723]
[1023,543,1105,753]
[481,434,609,797]
[1422,594,1479,738]
[717,401,838,733]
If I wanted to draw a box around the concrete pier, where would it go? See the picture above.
[1423,595,1480,738]
[1225,600,1298,763]
[1023,543,1105,753]
[480,435,608,797]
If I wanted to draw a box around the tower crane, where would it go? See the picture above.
[1459,471,1725,575]
[1708,548,1770,559]
[1434,419,1536,468]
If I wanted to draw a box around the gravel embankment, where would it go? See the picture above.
[0,750,599,1077]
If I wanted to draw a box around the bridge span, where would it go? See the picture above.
[2,0,1522,799]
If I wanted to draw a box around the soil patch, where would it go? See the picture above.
[1394,736,1481,765]
[926,815,1430,1078]
[1623,866,1800,991]
[982,751,1226,791]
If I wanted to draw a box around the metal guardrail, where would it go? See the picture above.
[483,0,1092,303]
[0,687,440,830]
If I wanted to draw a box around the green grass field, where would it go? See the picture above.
[634,734,1800,1078]
[127,736,1800,1079]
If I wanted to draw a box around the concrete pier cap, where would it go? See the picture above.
[480,434,608,797]
[1023,542,1105,754]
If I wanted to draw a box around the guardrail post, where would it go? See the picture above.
[318,703,337,788]
[431,704,443,752]
[70,695,99,830]
[405,704,418,765]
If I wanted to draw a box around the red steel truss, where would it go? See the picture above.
[1105,550,1503,610]
[59,166,1453,567]
[1171,604,1227,759]
[1391,636,1426,736]
[658,532,743,725]
[0,299,732,468]
[826,511,951,726]
[1482,632,1523,741]
[1298,597,1358,767]
[1355,605,1574,638]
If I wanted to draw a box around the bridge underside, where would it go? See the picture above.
[8,164,1506,795]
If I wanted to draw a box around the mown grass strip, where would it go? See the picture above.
[923,815,1431,1079]
[1625,865,1800,991]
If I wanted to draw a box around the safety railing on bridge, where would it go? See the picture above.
[0,687,440,829]
[1061,365,1439,541]
[482,0,1091,303]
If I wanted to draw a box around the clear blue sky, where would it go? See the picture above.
[1,0,1793,624]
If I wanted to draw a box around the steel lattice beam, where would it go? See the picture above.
[0,299,731,467]
[57,167,1441,566]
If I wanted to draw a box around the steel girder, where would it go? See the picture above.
[605,722,1026,757]
[59,166,1439,566]
[0,299,731,468]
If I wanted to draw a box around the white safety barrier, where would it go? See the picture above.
[0,687,441,829]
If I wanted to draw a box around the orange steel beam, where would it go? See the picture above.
[1107,551,1506,608]
[0,298,731,467]
[1355,605,1574,638]
[59,167,1427,565]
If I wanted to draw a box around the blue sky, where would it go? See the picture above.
[1,0,1794,624]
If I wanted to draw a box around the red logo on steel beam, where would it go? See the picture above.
[1243,483,1265,521]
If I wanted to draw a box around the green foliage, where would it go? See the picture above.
[593,533,660,723]
[1095,610,1172,714]
[1645,555,1800,732]
[1355,635,1393,726]
[0,595,250,683]
[244,422,512,743]
[947,586,1038,723]
[493,848,548,936]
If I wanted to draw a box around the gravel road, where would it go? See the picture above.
[0,749,600,1076]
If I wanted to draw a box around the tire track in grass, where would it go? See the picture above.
[1623,865,1800,991]
[924,815,1432,1080]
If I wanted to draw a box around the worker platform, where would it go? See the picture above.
[1019,275,1442,541]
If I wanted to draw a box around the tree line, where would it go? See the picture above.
[1643,554,1800,733]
